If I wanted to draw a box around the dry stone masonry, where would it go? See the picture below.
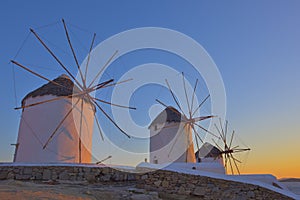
[0,165,293,199]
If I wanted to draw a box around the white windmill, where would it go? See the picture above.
[149,73,217,164]
[211,119,251,175]
[11,19,135,163]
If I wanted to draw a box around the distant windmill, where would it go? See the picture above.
[150,72,218,163]
[212,119,251,175]
[11,19,135,163]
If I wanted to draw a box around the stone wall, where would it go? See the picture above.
[0,165,135,183]
[137,169,293,199]
[0,165,293,199]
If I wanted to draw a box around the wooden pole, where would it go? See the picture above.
[62,19,86,89]
[165,79,187,119]
[92,99,130,138]
[43,98,81,149]
[181,72,191,117]
[190,79,198,117]
[10,60,69,91]
[88,50,118,88]
[92,97,136,110]
[84,33,96,83]
[30,28,84,91]
[191,94,210,117]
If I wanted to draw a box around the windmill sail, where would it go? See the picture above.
[150,73,215,164]
[12,19,135,164]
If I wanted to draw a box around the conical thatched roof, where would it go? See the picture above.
[195,142,222,159]
[149,106,182,128]
[21,74,92,107]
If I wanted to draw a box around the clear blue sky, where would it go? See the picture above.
[0,1,299,178]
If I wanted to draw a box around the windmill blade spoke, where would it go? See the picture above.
[10,60,71,91]
[212,139,223,151]
[155,99,183,117]
[15,95,72,110]
[96,155,112,164]
[193,123,220,138]
[155,99,169,108]
[214,124,223,139]
[30,28,84,90]
[86,95,104,141]
[229,130,235,149]
[84,33,96,81]
[93,97,136,110]
[219,118,226,143]
[165,79,187,118]
[230,153,241,175]
[228,154,234,175]
[225,120,228,145]
[230,154,242,163]
[93,79,114,90]
[62,19,86,88]
[181,72,191,117]
[214,123,226,146]
[219,119,229,151]
[232,148,251,153]
[190,79,198,116]
[99,78,133,90]
[92,100,130,138]
[94,113,104,141]
[192,115,215,122]
[191,125,204,144]
[43,98,81,149]
[191,94,210,117]
[88,50,118,88]
[231,145,240,150]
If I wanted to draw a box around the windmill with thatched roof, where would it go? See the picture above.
[11,19,135,163]
[14,74,96,163]
[149,73,217,164]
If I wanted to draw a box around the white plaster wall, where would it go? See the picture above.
[149,122,195,164]
[200,158,225,174]
[15,95,94,163]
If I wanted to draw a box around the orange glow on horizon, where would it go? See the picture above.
[220,150,300,178]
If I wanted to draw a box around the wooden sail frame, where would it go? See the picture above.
[11,19,135,163]
[155,72,218,161]
[212,118,251,175]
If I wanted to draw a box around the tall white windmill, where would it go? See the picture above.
[11,19,135,163]
[149,73,218,164]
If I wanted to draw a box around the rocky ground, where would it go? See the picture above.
[0,179,299,200]
[1,164,298,199]
[0,180,163,200]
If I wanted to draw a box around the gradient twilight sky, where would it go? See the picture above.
[0,1,299,178]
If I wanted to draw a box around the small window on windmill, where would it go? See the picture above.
[154,125,158,131]
[154,156,158,164]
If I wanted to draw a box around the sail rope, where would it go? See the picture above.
[11,31,32,108]
[34,20,60,30]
